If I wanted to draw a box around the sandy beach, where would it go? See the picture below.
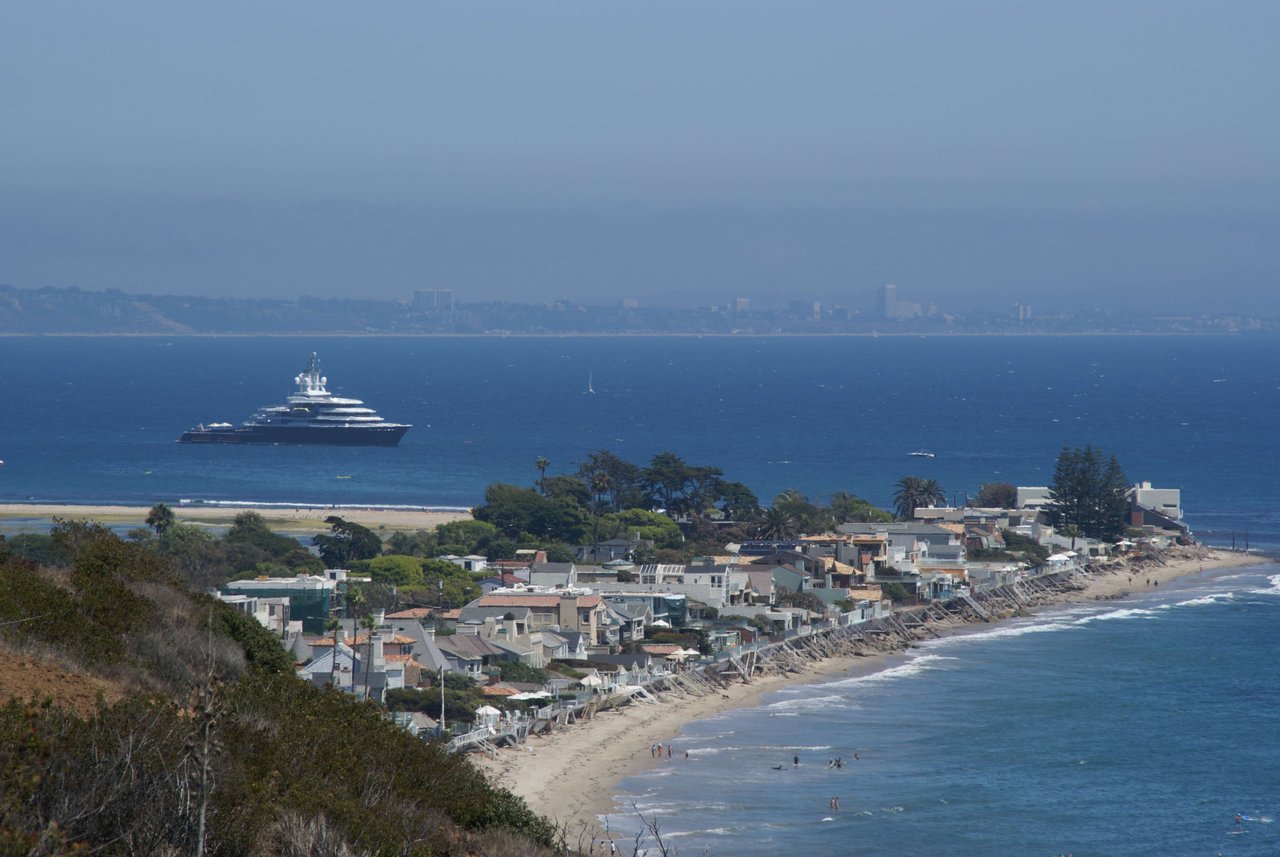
[0,502,472,534]
[473,547,1267,843]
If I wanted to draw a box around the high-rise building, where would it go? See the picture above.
[413,289,454,312]
[877,284,897,319]
[789,299,821,320]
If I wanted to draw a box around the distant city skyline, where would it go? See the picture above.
[3,2,1278,315]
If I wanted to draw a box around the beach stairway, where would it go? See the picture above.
[957,592,993,621]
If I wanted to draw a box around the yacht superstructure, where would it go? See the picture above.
[178,353,410,446]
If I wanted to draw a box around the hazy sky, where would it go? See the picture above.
[3,2,1278,312]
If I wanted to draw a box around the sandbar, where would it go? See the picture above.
[0,502,471,534]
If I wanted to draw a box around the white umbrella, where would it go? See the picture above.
[579,674,604,687]
[650,619,672,628]
[679,647,702,657]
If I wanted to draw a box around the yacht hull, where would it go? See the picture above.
[179,424,408,446]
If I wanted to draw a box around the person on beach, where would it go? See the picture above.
[667,744,673,758]
[794,755,800,768]
[684,750,689,761]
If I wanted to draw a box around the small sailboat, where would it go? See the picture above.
[586,371,595,394]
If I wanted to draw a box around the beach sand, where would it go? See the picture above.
[0,502,471,534]
[473,548,1266,843]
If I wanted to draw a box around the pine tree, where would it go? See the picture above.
[1048,445,1128,542]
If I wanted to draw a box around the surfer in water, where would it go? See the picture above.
[1235,813,1243,830]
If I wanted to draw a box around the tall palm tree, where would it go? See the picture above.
[146,502,176,538]
[324,617,341,688]
[754,506,797,540]
[1063,524,1081,551]
[360,614,378,700]
[893,476,946,520]
[535,457,550,494]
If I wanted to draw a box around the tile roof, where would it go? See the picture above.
[640,643,682,655]
[386,608,432,619]
[478,595,562,608]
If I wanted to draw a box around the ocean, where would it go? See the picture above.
[607,563,1280,856]
[2,334,1278,853]
[1,334,1278,549]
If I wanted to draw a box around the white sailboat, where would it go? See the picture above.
[586,371,595,394]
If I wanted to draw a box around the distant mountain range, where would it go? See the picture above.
[1,284,1274,335]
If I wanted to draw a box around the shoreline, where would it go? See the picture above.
[0,502,471,534]
[473,547,1268,843]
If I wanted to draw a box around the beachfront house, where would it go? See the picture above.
[461,590,611,649]
[528,562,578,589]
[216,592,296,637]
[1127,481,1188,535]
[220,573,338,634]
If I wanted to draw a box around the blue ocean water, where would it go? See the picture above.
[608,563,1280,856]
[1,334,1278,548]
[2,334,1277,853]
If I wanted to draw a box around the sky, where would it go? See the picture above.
[2,1,1278,313]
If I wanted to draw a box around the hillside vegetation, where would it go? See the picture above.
[0,523,555,857]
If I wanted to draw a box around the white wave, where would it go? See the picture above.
[931,620,1076,644]
[825,654,957,687]
[1166,593,1235,608]
[695,743,833,753]
[1250,573,1280,595]
[1074,607,1160,624]
[764,694,848,712]
[178,498,471,512]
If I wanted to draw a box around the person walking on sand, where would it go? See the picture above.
[794,754,800,768]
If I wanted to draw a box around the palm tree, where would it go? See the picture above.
[893,476,945,520]
[1063,524,1081,551]
[324,617,341,688]
[345,585,366,692]
[145,502,176,538]
[754,506,797,540]
[360,613,378,700]
[535,457,550,494]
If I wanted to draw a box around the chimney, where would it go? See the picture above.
[374,609,386,627]
[423,627,436,639]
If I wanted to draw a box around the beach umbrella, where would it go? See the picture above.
[579,674,604,687]
[665,651,689,661]
[678,647,702,657]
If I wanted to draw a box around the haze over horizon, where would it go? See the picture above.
[3,2,1278,314]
